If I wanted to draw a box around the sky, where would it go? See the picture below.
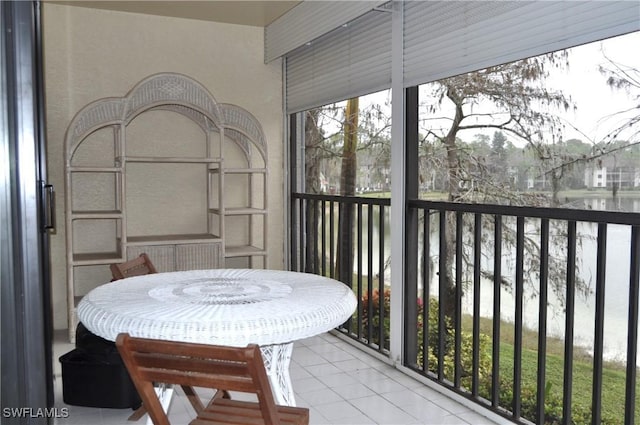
[552,31,640,144]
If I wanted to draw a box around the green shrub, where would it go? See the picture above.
[361,292,492,389]
[360,288,391,350]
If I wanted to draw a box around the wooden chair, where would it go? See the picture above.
[116,333,309,425]
[110,253,157,280]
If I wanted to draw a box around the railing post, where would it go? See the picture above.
[492,215,502,408]
[591,223,607,424]
[472,213,482,397]
[454,212,463,388]
[422,207,431,374]
[336,200,354,287]
[536,219,549,424]
[625,225,639,425]
[403,85,419,367]
[513,216,524,420]
[563,221,577,425]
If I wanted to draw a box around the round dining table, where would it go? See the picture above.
[77,268,357,407]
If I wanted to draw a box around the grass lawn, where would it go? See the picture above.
[498,344,634,422]
[559,189,640,198]
[461,316,637,423]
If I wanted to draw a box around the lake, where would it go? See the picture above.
[458,222,636,365]
[349,195,640,365]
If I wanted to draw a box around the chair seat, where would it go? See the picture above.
[191,398,309,425]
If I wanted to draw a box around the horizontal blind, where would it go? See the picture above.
[404,1,640,87]
[265,1,384,63]
[286,8,392,114]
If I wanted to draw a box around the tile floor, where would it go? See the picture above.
[52,331,508,425]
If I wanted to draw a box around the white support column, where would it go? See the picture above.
[389,0,405,364]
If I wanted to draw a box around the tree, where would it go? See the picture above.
[301,106,348,272]
[537,56,640,200]
[304,109,325,194]
[598,55,640,144]
[303,95,392,195]
[558,139,591,190]
[302,109,325,273]
[421,51,573,203]
[340,98,359,196]
[301,96,391,278]
[490,130,507,161]
[419,52,592,318]
[336,98,359,283]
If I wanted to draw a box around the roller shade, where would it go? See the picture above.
[265,1,385,64]
[285,8,392,114]
[403,1,640,87]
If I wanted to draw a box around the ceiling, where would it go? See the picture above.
[48,1,301,27]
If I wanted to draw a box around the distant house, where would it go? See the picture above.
[584,166,608,188]
[584,165,639,189]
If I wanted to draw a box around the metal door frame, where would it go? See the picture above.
[1,1,53,422]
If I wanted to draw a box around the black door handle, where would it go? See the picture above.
[42,183,55,231]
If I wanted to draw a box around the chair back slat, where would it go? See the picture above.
[130,338,250,360]
[138,369,257,394]
[133,352,250,377]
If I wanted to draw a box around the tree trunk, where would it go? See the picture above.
[304,110,324,273]
[551,169,561,207]
[305,110,324,194]
[441,91,464,319]
[336,98,359,284]
[340,98,359,196]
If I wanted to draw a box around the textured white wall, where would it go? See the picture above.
[43,4,284,330]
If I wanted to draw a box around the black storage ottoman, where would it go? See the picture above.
[59,349,141,409]
[59,323,141,409]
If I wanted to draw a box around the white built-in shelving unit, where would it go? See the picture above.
[64,73,268,341]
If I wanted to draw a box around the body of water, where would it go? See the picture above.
[350,195,640,365]
[458,222,636,365]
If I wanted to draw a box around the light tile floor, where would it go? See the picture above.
[52,331,507,425]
